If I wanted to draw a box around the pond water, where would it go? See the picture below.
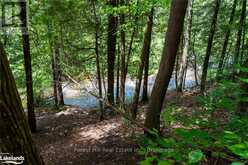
[63,70,196,109]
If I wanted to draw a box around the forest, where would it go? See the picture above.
[0,0,248,164]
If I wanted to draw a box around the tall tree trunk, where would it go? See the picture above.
[200,0,221,93]
[93,0,104,120]
[216,0,238,80]
[51,45,58,107]
[54,42,64,106]
[107,0,118,105]
[141,8,154,102]
[116,43,120,104]
[192,34,199,86]
[130,8,154,120]
[144,0,188,131]
[233,0,247,66]
[124,0,140,86]
[0,42,44,165]
[19,1,36,133]
[177,0,193,92]
[120,0,126,108]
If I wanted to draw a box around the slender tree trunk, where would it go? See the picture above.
[107,0,118,105]
[144,0,188,131]
[233,0,247,66]
[93,0,104,120]
[130,8,154,120]
[54,42,64,106]
[51,45,58,107]
[0,42,44,165]
[124,0,140,85]
[177,0,193,92]
[141,8,154,102]
[191,22,198,86]
[116,43,120,104]
[124,28,136,82]
[120,0,126,108]
[216,0,238,80]
[200,0,221,93]
[19,1,36,133]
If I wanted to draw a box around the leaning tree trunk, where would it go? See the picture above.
[216,0,238,80]
[144,0,188,131]
[107,0,118,105]
[177,0,193,92]
[200,0,221,93]
[141,8,154,102]
[19,0,36,133]
[0,42,44,165]
[130,8,154,120]
[233,0,247,66]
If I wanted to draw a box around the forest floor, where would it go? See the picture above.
[33,90,206,165]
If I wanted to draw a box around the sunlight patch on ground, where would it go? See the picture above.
[77,122,122,141]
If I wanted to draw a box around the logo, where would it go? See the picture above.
[0,153,24,164]
[0,0,28,35]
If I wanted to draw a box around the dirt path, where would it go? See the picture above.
[33,90,202,165]
[33,106,142,165]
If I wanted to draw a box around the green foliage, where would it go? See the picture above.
[139,77,248,164]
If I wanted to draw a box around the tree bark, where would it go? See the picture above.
[233,0,247,66]
[200,0,221,93]
[120,0,126,108]
[216,0,238,80]
[0,42,43,165]
[116,43,120,104]
[141,8,154,102]
[130,8,154,120]
[93,0,104,120]
[19,1,36,133]
[177,0,193,92]
[54,41,64,106]
[107,0,118,105]
[144,0,188,131]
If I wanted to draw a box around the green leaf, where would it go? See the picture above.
[228,142,248,159]
[188,150,204,163]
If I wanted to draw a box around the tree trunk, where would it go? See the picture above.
[130,8,154,120]
[200,0,221,93]
[107,0,118,105]
[177,0,193,92]
[93,0,104,121]
[144,0,188,131]
[0,42,44,165]
[233,0,247,66]
[116,43,120,104]
[120,0,126,108]
[216,0,238,80]
[141,8,154,103]
[54,42,64,106]
[51,45,58,107]
[19,1,36,133]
